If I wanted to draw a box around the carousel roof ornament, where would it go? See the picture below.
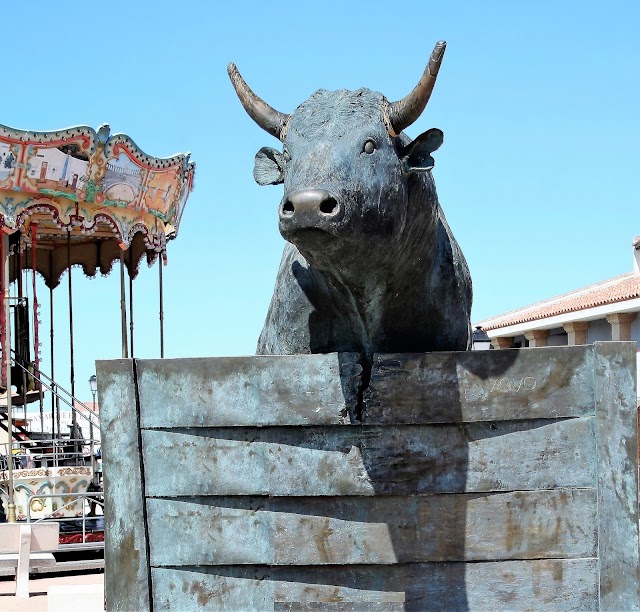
[0,123,195,288]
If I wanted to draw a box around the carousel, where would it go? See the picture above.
[0,122,195,526]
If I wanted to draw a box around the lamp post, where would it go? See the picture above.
[89,375,97,475]
[472,326,492,351]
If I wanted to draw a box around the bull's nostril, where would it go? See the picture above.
[282,201,294,215]
[320,198,338,215]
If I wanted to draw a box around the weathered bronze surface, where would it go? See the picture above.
[98,343,640,610]
[229,42,472,356]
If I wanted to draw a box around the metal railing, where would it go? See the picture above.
[0,438,98,469]
[26,492,105,551]
[9,351,100,432]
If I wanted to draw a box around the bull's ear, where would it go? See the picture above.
[400,128,444,173]
[253,147,285,185]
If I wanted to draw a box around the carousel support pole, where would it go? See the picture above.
[159,255,164,358]
[3,232,15,522]
[119,252,128,359]
[49,251,60,445]
[18,238,27,423]
[50,284,57,442]
[129,248,134,358]
[31,225,43,433]
[67,232,77,454]
[0,233,6,394]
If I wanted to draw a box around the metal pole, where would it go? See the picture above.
[3,233,15,522]
[32,225,43,433]
[159,256,164,358]
[17,240,27,423]
[90,388,96,479]
[0,234,6,394]
[49,251,57,441]
[129,249,134,358]
[119,252,128,359]
[67,233,77,453]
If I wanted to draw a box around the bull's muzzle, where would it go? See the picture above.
[279,189,344,231]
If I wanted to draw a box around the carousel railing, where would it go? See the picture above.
[9,350,100,432]
[0,438,98,469]
[26,492,105,552]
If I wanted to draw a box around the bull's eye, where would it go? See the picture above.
[363,139,376,154]
[283,150,291,163]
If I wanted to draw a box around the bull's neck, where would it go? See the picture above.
[300,216,438,351]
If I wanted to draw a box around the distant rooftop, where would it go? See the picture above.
[479,237,640,332]
[479,273,640,331]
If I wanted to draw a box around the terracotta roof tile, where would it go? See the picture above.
[480,273,640,331]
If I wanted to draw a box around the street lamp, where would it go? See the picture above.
[88,375,97,476]
[89,374,97,401]
[472,326,492,351]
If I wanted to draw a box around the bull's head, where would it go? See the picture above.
[229,42,447,267]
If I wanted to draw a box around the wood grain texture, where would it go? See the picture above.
[147,489,597,566]
[142,418,596,497]
[593,342,640,609]
[151,559,598,611]
[364,346,595,424]
[137,354,361,428]
[96,359,150,612]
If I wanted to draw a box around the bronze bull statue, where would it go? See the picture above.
[229,41,472,357]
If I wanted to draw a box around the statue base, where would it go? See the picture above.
[98,343,640,610]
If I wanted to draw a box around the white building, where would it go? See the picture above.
[477,237,640,404]
[26,147,88,188]
[26,402,100,443]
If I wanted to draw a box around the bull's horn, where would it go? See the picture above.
[228,63,290,141]
[387,41,446,135]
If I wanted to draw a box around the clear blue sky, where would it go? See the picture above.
[1,0,638,404]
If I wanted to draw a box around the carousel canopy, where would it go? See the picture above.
[0,123,195,288]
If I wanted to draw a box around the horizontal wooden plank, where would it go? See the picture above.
[152,559,598,611]
[137,354,361,428]
[364,345,595,424]
[147,489,596,566]
[142,418,596,496]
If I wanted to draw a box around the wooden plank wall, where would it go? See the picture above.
[97,343,640,611]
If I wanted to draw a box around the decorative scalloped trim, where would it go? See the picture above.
[5,200,165,253]
[0,123,96,150]
[0,122,195,233]
[104,134,190,170]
